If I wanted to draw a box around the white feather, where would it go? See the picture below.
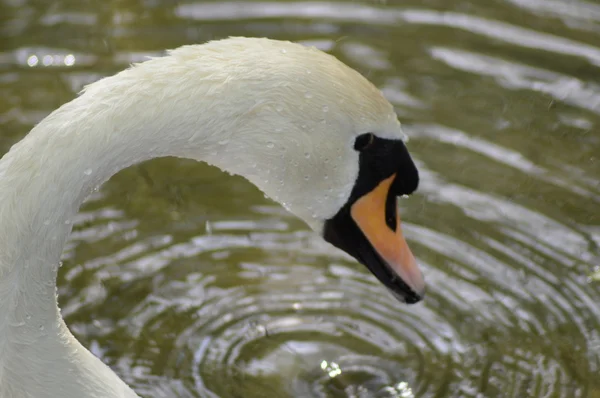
[0,37,404,398]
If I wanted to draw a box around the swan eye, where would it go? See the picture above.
[354,133,375,151]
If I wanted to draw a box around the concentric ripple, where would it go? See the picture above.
[1,0,600,397]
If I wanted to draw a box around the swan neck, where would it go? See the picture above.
[0,78,225,396]
[0,83,224,329]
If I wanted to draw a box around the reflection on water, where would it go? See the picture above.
[1,0,599,397]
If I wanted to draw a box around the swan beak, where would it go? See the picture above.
[350,175,425,304]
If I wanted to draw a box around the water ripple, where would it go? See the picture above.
[175,2,600,66]
[3,1,600,397]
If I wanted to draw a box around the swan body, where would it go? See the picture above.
[0,37,423,398]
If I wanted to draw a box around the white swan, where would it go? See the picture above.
[0,37,424,398]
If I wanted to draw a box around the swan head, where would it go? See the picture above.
[166,38,424,303]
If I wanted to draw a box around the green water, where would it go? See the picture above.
[1,0,600,397]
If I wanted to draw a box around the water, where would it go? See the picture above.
[1,0,599,397]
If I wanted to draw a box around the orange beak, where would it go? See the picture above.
[350,174,425,299]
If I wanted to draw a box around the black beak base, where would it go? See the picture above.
[322,135,422,304]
